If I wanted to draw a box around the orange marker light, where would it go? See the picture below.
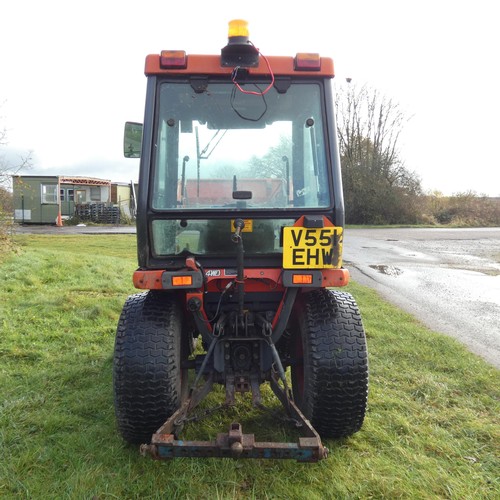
[160,50,187,69]
[292,274,313,284]
[172,275,193,286]
[294,53,321,71]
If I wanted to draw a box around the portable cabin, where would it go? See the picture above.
[13,175,111,224]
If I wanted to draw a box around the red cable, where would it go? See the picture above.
[232,46,275,96]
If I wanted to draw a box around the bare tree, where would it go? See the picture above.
[0,126,32,189]
[1,109,32,248]
[335,83,421,224]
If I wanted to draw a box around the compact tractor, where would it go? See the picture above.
[114,20,368,462]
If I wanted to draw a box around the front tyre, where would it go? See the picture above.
[291,289,368,438]
[113,291,186,444]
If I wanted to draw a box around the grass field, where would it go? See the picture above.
[0,234,499,499]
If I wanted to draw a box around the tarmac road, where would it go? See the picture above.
[343,227,500,369]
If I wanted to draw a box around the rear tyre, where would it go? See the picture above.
[291,289,368,438]
[113,291,187,444]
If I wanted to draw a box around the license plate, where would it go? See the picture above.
[283,226,343,269]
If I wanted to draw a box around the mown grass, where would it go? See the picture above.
[1,234,499,499]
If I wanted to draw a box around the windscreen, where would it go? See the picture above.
[151,81,331,211]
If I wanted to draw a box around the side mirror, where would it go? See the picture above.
[123,121,143,158]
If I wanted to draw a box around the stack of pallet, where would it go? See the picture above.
[75,203,120,224]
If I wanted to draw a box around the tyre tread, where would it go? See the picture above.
[297,289,368,438]
[113,291,182,444]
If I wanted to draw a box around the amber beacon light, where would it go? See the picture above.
[221,19,259,67]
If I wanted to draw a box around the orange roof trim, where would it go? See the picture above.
[145,54,334,78]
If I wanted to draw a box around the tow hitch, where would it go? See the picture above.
[140,370,328,462]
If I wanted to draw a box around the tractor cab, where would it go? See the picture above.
[127,21,345,272]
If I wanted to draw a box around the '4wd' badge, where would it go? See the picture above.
[205,269,221,277]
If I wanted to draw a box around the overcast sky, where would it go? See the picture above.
[1,0,499,196]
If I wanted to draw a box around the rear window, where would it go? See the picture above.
[151,82,331,211]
